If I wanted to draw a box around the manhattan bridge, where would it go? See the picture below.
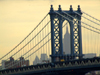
[0,5,100,75]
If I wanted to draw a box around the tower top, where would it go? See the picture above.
[77,5,81,12]
[70,5,73,12]
[49,5,82,15]
[58,5,62,12]
[50,5,54,12]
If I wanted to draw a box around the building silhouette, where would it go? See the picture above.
[40,54,48,62]
[83,53,96,58]
[33,53,51,65]
[63,25,70,55]
[2,57,29,69]
[33,56,40,65]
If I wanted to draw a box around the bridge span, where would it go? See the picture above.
[1,57,100,75]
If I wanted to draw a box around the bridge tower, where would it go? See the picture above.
[49,5,83,63]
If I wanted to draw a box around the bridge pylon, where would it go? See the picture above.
[49,5,83,63]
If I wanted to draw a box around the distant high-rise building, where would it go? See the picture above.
[2,57,29,69]
[2,60,6,69]
[83,53,96,58]
[63,25,70,54]
[33,53,51,65]
[33,56,40,65]
[40,54,48,62]
[10,57,14,61]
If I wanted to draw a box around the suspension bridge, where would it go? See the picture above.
[0,5,100,75]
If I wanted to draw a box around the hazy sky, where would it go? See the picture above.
[0,0,100,58]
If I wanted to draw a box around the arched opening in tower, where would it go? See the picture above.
[62,20,71,55]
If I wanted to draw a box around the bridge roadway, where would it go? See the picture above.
[1,57,100,75]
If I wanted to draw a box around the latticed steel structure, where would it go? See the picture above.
[49,5,83,62]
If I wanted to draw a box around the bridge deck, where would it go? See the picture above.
[1,57,100,75]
